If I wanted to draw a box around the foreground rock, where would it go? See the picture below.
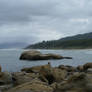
[6,79,53,92]
[55,72,92,92]
[21,63,51,73]
[0,71,13,91]
[0,62,92,92]
[83,62,92,71]
[12,72,40,85]
[20,50,72,61]
[21,63,67,84]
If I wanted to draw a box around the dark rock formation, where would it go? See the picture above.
[20,50,72,61]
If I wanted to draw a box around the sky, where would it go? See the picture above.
[0,0,92,47]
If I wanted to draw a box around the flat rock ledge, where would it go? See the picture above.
[0,62,92,92]
[20,50,72,61]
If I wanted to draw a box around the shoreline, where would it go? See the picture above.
[25,48,92,51]
[0,48,92,51]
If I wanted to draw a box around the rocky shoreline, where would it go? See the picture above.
[0,62,92,92]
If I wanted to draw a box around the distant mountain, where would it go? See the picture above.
[59,32,92,41]
[26,32,92,49]
[0,42,28,49]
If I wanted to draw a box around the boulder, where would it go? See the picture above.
[83,63,92,71]
[20,50,41,60]
[0,84,13,91]
[0,72,12,85]
[52,68,67,83]
[77,65,84,72]
[21,63,51,73]
[39,66,67,84]
[21,63,67,84]
[38,64,53,84]
[19,50,69,61]
[58,65,77,72]
[12,72,39,85]
[6,79,53,92]
[65,65,77,72]
[0,72,13,91]
[50,82,57,90]
[54,72,92,92]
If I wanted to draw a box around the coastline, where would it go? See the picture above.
[0,47,92,51]
[26,48,92,51]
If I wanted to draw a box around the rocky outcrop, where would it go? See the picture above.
[1,62,92,92]
[6,79,53,92]
[20,50,72,61]
[21,63,67,84]
[83,62,92,71]
[21,63,51,73]
[58,65,77,72]
[39,66,67,84]
[77,65,84,72]
[55,72,92,92]
[12,72,40,85]
[0,71,13,91]
[51,68,67,83]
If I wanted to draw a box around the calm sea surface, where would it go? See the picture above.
[0,49,92,72]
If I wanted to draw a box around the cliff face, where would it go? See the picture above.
[26,32,92,49]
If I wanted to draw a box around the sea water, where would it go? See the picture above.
[0,49,92,72]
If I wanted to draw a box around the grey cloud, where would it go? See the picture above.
[0,0,57,24]
[0,0,92,47]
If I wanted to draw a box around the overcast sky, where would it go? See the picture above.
[0,0,92,45]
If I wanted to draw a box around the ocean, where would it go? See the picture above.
[0,49,92,72]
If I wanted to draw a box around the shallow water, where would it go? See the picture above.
[0,49,92,72]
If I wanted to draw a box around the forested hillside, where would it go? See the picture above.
[26,32,92,49]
